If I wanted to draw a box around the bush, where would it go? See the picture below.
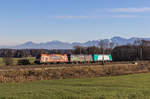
[2,57,13,66]
[34,60,41,64]
[18,59,30,65]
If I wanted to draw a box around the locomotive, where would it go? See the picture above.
[35,54,112,64]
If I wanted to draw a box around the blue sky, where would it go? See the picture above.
[1,0,150,45]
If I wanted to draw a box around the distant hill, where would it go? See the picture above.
[1,36,150,49]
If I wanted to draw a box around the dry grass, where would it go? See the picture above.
[0,62,149,83]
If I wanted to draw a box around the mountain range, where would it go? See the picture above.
[1,36,150,49]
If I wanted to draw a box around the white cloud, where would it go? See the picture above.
[49,16,104,19]
[111,15,138,18]
[109,7,150,13]
[49,15,138,19]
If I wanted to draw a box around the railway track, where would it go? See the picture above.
[0,63,102,70]
[0,61,139,71]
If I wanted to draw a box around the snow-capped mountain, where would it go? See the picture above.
[1,36,150,49]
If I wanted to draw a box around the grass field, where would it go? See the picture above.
[0,73,150,99]
[0,57,35,66]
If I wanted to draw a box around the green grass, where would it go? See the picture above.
[0,57,35,66]
[0,73,150,99]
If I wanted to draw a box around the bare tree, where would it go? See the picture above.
[99,40,107,54]
[133,39,141,60]
[3,57,13,66]
[99,40,107,65]
[133,39,141,46]
[109,42,115,53]
[139,40,149,60]
[73,46,87,54]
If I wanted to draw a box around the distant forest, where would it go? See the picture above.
[0,40,150,61]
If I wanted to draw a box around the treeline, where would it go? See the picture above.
[0,49,73,58]
[112,40,150,61]
[0,47,108,57]
[0,46,113,58]
[0,40,150,62]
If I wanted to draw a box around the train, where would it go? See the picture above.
[35,54,112,64]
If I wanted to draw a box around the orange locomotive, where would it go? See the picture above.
[40,54,68,63]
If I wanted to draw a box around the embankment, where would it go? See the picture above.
[0,62,149,83]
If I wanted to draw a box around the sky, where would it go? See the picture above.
[1,0,150,45]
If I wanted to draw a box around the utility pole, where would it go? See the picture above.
[140,40,144,61]
[80,47,81,55]
[99,40,106,65]
[102,48,104,65]
[140,44,143,60]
